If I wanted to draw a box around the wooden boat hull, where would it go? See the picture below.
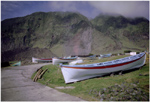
[32,57,52,63]
[69,59,83,65]
[99,53,112,59]
[11,61,21,66]
[52,57,77,65]
[60,52,146,83]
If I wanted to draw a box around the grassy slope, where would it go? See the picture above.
[31,54,149,101]
[91,28,144,54]
[91,15,149,54]
[50,43,66,57]
[91,29,116,54]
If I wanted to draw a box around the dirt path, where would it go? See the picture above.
[1,63,84,101]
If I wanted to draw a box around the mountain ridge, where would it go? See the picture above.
[1,11,149,64]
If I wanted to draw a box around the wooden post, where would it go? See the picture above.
[38,68,48,79]
[33,69,43,82]
[119,71,123,75]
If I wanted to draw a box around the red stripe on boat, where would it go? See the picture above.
[62,53,145,69]
[40,59,52,60]
[59,58,76,60]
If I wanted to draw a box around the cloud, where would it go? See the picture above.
[89,1,149,19]
[47,1,101,18]
[46,1,149,19]
[1,1,149,21]
[48,1,79,12]
[1,1,20,12]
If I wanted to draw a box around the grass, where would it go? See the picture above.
[51,43,65,57]
[31,54,149,101]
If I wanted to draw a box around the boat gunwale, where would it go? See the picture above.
[40,59,52,61]
[55,57,77,60]
[59,58,77,60]
[61,53,146,69]
[33,57,52,61]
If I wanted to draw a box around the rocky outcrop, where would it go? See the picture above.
[64,27,93,56]
[89,82,149,101]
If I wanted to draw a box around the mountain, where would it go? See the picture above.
[91,15,149,54]
[1,12,149,64]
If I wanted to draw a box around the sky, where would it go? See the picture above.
[1,1,149,21]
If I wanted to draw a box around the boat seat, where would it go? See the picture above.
[113,59,122,64]
[103,61,113,65]
[130,55,138,60]
[121,57,130,62]
[97,63,103,65]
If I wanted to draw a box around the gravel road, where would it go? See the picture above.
[1,63,84,101]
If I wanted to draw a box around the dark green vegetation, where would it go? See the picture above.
[1,61,20,68]
[32,54,149,101]
[1,12,149,64]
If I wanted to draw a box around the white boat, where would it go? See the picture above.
[69,59,83,65]
[32,57,52,63]
[60,52,146,83]
[52,57,77,65]
[87,55,97,60]
[11,61,21,66]
[99,53,112,59]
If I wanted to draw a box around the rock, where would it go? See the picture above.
[138,88,142,92]
[112,89,115,92]
[144,74,149,76]
[126,96,131,100]
[55,86,65,89]
[132,83,137,87]
[120,92,124,95]
[100,98,103,101]
[144,95,148,100]
[65,86,75,89]
[129,88,134,93]
[110,97,114,100]
[98,91,101,96]
[132,93,136,95]
[89,89,93,94]
[116,89,120,92]
[101,90,104,94]
[135,81,139,84]
[118,84,121,88]
[101,94,105,97]
[88,81,148,101]
[103,88,106,91]
[133,87,138,90]
[119,71,123,75]
[110,73,114,77]
[114,92,118,96]
[136,96,140,100]
[55,86,75,89]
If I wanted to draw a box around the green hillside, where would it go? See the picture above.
[1,12,149,63]
[2,12,90,51]
[91,15,149,54]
